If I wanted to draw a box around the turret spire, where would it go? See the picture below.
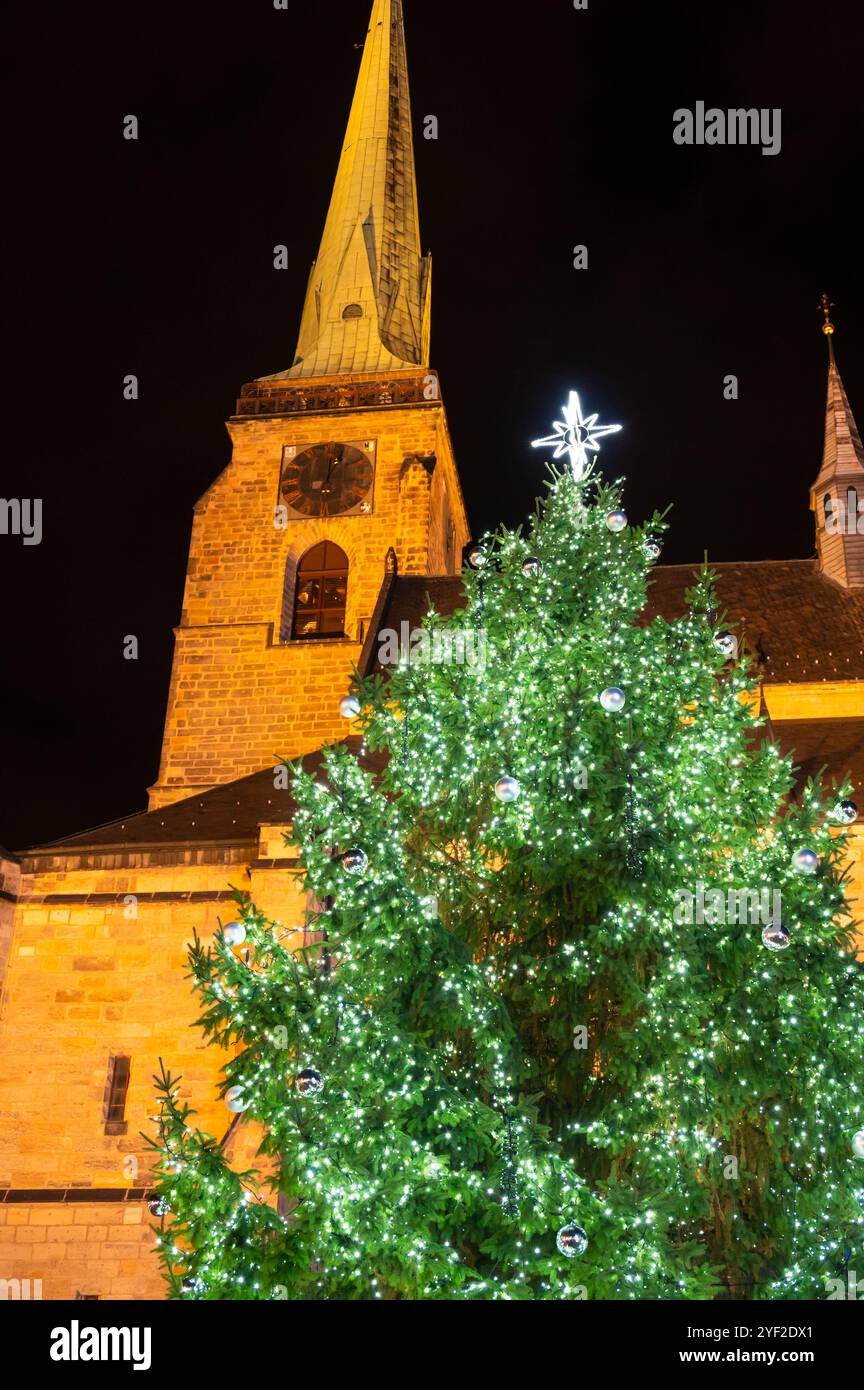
[810,297,864,587]
[266,0,430,382]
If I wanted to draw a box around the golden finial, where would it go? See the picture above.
[820,292,836,336]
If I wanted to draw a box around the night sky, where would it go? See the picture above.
[2,0,862,851]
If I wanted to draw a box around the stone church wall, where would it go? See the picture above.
[0,852,19,990]
[0,842,306,1299]
[149,396,468,810]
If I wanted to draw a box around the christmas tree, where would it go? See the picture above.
[149,394,864,1300]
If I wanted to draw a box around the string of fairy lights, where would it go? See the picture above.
[149,394,864,1301]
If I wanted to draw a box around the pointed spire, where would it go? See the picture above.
[812,298,864,490]
[811,297,864,587]
[265,0,431,382]
[822,358,864,478]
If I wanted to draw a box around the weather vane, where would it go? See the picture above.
[532,391,622,480]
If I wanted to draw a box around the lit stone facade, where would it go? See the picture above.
[149,373,467,810]
[1,0,862,1302]
[0,832,307,1299]
[0,850,19,992]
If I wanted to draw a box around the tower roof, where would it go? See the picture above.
[810,300,864,587]
[264,0,431,382]
[812,356,864,491]
[812,297,864,489]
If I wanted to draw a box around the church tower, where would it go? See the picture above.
[148,0,469,811]
[810,296,864,588]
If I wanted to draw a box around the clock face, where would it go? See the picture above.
[280,441,375,518]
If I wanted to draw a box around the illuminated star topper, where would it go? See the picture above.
[532,391,622,479]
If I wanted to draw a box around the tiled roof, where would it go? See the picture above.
[29,718,861,858]
[358,574,466,673]
[32,741,385,854]
[644,560,864,682]
[28,717,862,860]
[361,560,864,683]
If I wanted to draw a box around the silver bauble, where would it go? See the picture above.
[495,776,521,804]
[296,1068,325,1098]
[762,921,791,953]
[342,848,368,875]
[599,687,626,713]
[467,545,488,571]
[223,921,247,948]
[713,630,738,660]
[225,1086,251,1114]
[556,1222,589,1258]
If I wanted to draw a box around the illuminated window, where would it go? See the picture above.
[104,1055,131,1135]
[293,542,348,639]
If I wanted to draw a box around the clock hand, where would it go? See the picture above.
[321,455,339,498]
[323,454,345,495]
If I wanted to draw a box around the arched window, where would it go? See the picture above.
[293,542,349,639]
